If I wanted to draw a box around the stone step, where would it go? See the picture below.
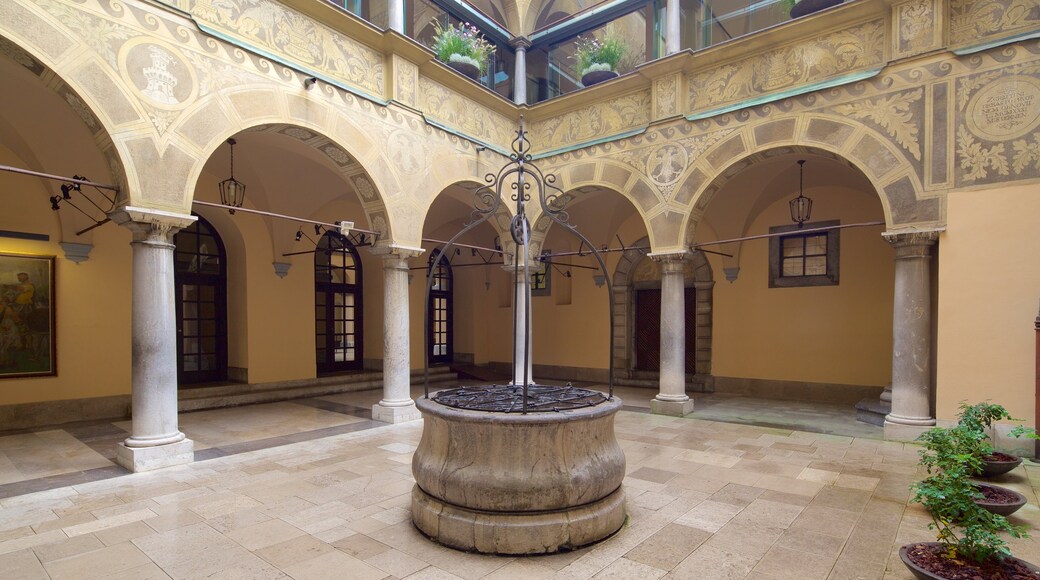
[177,368,458,413]
[855,397,890,426]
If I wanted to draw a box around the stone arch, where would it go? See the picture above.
[678,115,941,246]
[0,36,132,226]
[611,239,714,388]
[187,119,396,249]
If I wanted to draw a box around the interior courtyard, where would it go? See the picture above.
[0,0,1038,576]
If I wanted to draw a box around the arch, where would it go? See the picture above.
[678,115,941,247]
[611,239,714,388]
[0,36,131,229]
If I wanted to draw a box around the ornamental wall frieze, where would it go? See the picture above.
[894,0,942,59]
[186,0,384,96]
[950,0,1040,51]
[418,77,515,145]
[687,20,885,113]
[953,60,1040,186]
[528,89,652,152]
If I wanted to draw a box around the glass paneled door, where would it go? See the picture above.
[428,251,453,365]
[173,214,228,385]
[315,232,363,373]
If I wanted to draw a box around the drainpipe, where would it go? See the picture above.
[1034,299,1039,460]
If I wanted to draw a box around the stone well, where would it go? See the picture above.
[410,391,626,554]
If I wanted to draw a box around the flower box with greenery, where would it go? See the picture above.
[781,0,844,19]
[902,425,1038,579]
[430,19,494,80]
[573,32,625,87]
[957,401,1036,477]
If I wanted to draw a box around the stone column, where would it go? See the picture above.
[388,0,405,34]
[510,37,530,105]
[506,263,535,385]
[883,231,939,436]
[372,244,423,423]
[665,0,681,55]
[109,206,197,472]
[650,252,694,416]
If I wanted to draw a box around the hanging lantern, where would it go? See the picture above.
[218,138,246,214]
[789,159,812,228]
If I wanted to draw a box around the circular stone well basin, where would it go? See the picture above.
[411,391,625,554]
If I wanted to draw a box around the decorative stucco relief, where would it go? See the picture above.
[949,0,1040,50]
[894,0,940,59]
[36,0,136,70]
[687,20,885,112]
[654,75,679,119]
[418,77,515,145]
[606,127,736,200]
[187,0,384,96]
[954,60,1040,185]
[834,88,923,160]
[529,90,651,152]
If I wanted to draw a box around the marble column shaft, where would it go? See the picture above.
[511,38,530,105]
[374,247,422,423]
[884,232,938,428]
[650,253,694,416]
[665,0,681,54]
[110,207,196,472]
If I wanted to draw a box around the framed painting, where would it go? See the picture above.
[0,254,55,378]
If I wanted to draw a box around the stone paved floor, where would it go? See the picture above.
[0,388,1037,579]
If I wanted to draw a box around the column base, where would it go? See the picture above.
[372,401,421,423]
[883,420,932,442]
[115,438,194,473]
[650,398,694,417]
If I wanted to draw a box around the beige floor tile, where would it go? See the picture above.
[0,529,69,557]
[625,523,711,570]
[283,549,387,580]
[106,562,173,580]
[94,520,157,546]
[667,545,758,580]
[775,528,847,558]
[404,566,465,580]
[753,545,836,580]
[255,534,336,568]
[674,500,743,533]
[333,532,393,559]
[592,557,667,579]
[43,541,153,580]
[227,518,306,551]
[32,533,104,563]
[0,548,49,579]
[365,547,430,577]
[133,522,284,579]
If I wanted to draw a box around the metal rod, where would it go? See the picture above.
[542,245,650,259]
[692,220,886,248]
[423,238,504,255]
[409,261,503,270]
[191,200,381,237]
[75,217,110,236]
[0,164,120,191]
[540,259,597,271]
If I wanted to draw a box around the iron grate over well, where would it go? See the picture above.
[432,384,608,413]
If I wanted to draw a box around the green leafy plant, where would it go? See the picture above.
[573,31,626,76]
[956,401,1028,461]
[911,425,1029,564]
[777,0,799,15]
[430,19,494,74]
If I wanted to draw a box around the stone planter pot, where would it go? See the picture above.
[447,59,480,80]
[411,393,626,554]
[974,483,1027,517]
[581,70,618,87]
[899,543,1040,580]
[979,453,1023,477]
[790,0,843,18]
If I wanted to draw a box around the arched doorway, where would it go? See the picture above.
[428,250,454,365]
[174,214,228,385]
[315,231,363,373]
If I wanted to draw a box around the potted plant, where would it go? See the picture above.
[573,32,625,87]
[430,19,494,80]
[957,402,1025,477]
[903,425,1038,579]
[782,0,844,19]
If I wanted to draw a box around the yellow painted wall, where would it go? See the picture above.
[936,183,1039,426]
[709,186,893,387]
[0,146,132,405]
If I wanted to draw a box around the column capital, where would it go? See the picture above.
[882,229,941,247]
[509,36,532,50]
[109,206,196,243]
[369,242,424,260]
[649,250,687,274]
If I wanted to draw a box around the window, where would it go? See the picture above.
[531,251,551,296]
[428,250,453,364]
[173,214,228,385]
[315,232,363,373]
[768,220,839,287]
